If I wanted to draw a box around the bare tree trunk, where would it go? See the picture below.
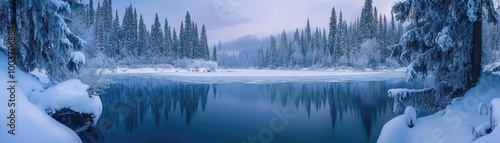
[470,12,482,91]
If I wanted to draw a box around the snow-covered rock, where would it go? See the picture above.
[29,79,102,132]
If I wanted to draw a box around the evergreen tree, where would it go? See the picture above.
[389,0,497,111]
[137,14,148,56]
[360,0,374,40]
[280,30,290,67]
[291,29,303,67]
[268,36,278,68]
[199,25,210,60]
[335,11,347,63]
[14,0,86,81]
[122,5,136,57]
[109,10,121,58]
[257,47,265,68]
[164,19,172,58]
[94,1,104,46]
[86,0,94,28]
[179,21,185,58]
[212,44,218,62]
[172,28,179,59]
[150,13,164,58]
[328,7,337,60]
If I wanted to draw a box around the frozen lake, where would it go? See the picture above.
[83,70,429,143]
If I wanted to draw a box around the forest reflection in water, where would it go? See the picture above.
[95,76,426,143]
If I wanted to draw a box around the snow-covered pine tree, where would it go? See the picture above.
[122,5,136,58]
[101,0,112,36]
[200,25,210,60]
[109,10,121,58]
[86,0,94,28]
[172,28,180,59]
[164,19,172,59]
[360,0,374,40]
[280,30,290,68]
[179,21,185,58]
[291,29,304,67]
[183,12,194,59]
[373,7,378,38]
[328,7,337,61]
[212,44,218,62]
[15,0,86,81]
[149,13,164,60]
[137,14,148,57]
[389,0,498,113]
[94,1,104,46]
[335,11,348,65]
[268,36,278,69]
[193,23,200,59]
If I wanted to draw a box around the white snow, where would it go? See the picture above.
[103,68,408,84]
[29,79,102,127]
[405,106,417,127]
[0,53,82,143]
[29,68,50,84]
[437,26,453,51]
[71,51,85,64]
[378,74,500,143]
[473,99,500,143]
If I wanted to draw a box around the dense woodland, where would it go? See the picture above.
[219,0,500,72]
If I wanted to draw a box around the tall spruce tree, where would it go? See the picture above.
[137,14,148,56]
[164,19,172,58]
[328,7,337,60]
[150,13,164,58]
[200,25,210,60]
[389,0,498,113]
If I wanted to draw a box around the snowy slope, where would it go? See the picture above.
[378,74,500,143]
[0,53,82,143]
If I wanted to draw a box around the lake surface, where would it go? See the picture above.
[79,74,427,143]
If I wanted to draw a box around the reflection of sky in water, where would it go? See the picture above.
[92,76,430,143]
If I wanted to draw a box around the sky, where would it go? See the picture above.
[92,0,399,45]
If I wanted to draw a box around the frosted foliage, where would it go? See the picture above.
[17,0,86,82]
[388,88,445,114]
[467,0,479,21]
[390,0,497,106]
[71,52,85,64]
[436,26,453,51]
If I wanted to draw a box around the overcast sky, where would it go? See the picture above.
[93,0,398,45]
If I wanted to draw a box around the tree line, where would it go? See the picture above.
[249,0,405,69]
[84,0,217,66]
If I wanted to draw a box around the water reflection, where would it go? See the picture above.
[97,76,425,143]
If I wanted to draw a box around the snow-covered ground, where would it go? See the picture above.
[378,73,500,143]
[0,53,101,143]
[104,68,409,84]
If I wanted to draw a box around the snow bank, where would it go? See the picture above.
[484,61,500,75]
[29,68,50,84]
[29,79,102,127]
[0,53,81,143]
[378,74,500,143]
[473,99,500,143]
